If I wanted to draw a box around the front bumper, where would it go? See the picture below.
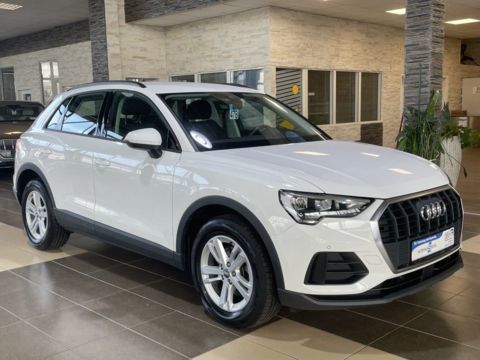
[272,185,463,307]
[278,250,462,310]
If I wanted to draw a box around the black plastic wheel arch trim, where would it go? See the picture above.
[176,196,285,289]
[15,163,57,207]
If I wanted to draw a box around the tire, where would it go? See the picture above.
[21,179,70,250]
[191,214,280,328]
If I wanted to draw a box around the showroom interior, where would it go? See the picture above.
[0,0,480,359]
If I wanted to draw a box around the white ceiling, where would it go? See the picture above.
[0,0,478,42]
[138,0,480,39]
[0,0,89,41]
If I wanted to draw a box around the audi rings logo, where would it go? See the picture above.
[420,201,447,221]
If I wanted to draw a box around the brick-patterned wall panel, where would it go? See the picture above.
[0,21,89,58]
[0,41,93,103]
[88,0,109,81]
[124,0,221,22]
[360,123,384,146]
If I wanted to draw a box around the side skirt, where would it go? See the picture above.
[54,209,183,269]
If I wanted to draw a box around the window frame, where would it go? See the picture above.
[58,91,108,137]
[170,68,265,90]
[290,68,382,125]
[99,90,182,153]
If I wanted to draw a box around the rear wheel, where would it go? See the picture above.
[191,214,280,328]
[21,180,70,250]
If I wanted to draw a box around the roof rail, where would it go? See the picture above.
[66,80,146,91]
[220,83,253,89]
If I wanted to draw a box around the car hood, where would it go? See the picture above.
[218,140,449,199]
[0,121,32,139]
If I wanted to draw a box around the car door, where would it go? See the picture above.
[41,92,106,221]
[93,90,181,250]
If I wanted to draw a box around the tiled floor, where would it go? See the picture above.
[0,148,479,359]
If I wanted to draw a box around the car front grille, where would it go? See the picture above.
[0,139,16,159]
[378,188,463,271]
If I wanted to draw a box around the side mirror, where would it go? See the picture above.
[124,128,163,159]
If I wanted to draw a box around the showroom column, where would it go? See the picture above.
[403,0,445,111]
[88,0,109,81]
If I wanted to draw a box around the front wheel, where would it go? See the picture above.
[191,215,280,328]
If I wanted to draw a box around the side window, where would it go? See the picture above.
[106,92,178,150]
[62,93,105,135]
[46,99,70,130]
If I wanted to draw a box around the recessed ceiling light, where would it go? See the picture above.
[0,2,22,10]
[386,8,406,15]
[445,18,480,25]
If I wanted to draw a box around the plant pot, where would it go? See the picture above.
[439,136,462,187]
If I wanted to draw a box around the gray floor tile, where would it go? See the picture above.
[371,327,480,360]
[28,306,123,347]
[0,307,19,328]
[13,262,83,286]
[54,253,119,274]
[0,283,74,319]
[407,310,480,348]
[84,291,173,328]
[45,350,86,360]
[352,301,427,325]
[131,279,201,311]
[287,309,398,344]
[132,312,236,358]
[437,294,480,321]
[72,330,185,360]
[45,274,120,303]
[90,264,163,290]
[0,322,66,360]
[400,286,456,308]
[0,271,32,296]
[128,258,180,277]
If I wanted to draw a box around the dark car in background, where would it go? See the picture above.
[0,101,44,168]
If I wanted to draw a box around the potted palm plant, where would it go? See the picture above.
[396,90,465,186]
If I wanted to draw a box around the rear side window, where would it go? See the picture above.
[62,93,105,135]
[46,99,69,130]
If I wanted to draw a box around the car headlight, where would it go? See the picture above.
[279,190,372,225]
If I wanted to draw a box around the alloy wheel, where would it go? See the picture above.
[200,235,253,313]
[25,190,48,243]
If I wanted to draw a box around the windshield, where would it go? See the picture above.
[0,103,43,122]
[160,92,328,151]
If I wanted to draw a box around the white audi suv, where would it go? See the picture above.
[13,81,463,328]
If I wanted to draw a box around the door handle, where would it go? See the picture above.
[95,159,111,167]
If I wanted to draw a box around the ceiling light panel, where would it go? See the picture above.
[0,2,22,10]
[445,18,480,25]
[386,8,406,15]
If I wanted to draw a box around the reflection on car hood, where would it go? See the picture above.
[219,140,450,199]
[0,121,33,139]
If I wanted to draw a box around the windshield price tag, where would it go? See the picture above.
[229,105,240,120]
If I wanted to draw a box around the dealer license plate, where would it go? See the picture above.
[411,227,455,262]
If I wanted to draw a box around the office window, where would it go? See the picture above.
[308,71,330,125]
[336,72,356,124]
[361,73,380,121]
[0,67,15,101]
[171,75,195,82]
[200,72,227,84]
[233,69,264,90]
[41,61,60,104]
